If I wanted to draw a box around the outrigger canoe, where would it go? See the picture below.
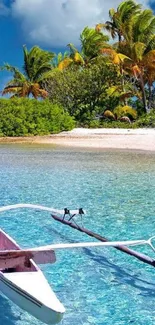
[0,203,154,324]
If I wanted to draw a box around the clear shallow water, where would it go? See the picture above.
[0,144,155,325]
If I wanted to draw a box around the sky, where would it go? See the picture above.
[0,0,155,89]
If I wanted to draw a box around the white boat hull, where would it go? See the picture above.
[0,270,65,324]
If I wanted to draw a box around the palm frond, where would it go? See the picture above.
[95,23,105,32]
[138,9,154,33]
[143,50,155,68]
[80,26,109,60]
[58,58,73,70]
[74,52,85,64]
[118,0,141,22]
[2,86,22,95]
[37,70,57,83]
[23,45,30,79]
[23,45,54,81]
[3,64,25,80]
[67,43,78,56]
[109,8,115,20]
[38,88,48,99]
[132,42,146,61]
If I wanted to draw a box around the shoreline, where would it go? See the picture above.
[0,128,155,151]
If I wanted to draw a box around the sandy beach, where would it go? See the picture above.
[0,128,155,151]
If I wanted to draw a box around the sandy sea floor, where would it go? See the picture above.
[0,128,155,151]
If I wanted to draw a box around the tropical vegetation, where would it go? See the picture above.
[0,98,75,136]
[1,0,155,135]
[1,46,55,98]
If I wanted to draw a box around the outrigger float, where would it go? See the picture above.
[0,203,154,325]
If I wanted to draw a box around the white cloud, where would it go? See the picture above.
[11,0,151,47]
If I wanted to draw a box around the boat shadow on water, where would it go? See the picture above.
[46,226,155,299]
[83,248,155,298]
[0,294,21,324]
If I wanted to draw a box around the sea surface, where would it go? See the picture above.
[0,144,155,325]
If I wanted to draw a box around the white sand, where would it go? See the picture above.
[63,128,155,135]
[0,128,155,151]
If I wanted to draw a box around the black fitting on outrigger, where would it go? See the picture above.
[79,208,84,215]
[63,208,70,219]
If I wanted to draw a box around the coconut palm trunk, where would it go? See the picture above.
[120,63,128,105]
[148,84,152,111]
[139,73,150,114]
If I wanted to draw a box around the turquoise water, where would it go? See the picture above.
[0,144,155,325]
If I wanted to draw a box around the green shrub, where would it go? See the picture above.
[113,105,137,120]
[100,120,137,128]
[135,110,155,127]
[85,119,137,129]
[88,120,101,128]
[0,98,75,136]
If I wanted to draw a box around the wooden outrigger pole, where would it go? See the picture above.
[0,204,154,268]
[51,213,155,268]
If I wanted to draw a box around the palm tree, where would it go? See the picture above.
[126,8,155,47]
[99,1,155,113]
[80,26,109,62]
[53,43,85,71]
[117,8,155,113]
[124,47,155,113]
[96,0,141,43]
[100,46,132,105]
[56,26,109,71]
[52,51,70,69]
[102,43,155,113]
[1,45,55,98]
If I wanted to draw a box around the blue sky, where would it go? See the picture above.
[0,0,154,90]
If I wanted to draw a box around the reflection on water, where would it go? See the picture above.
[0,144,155,325]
